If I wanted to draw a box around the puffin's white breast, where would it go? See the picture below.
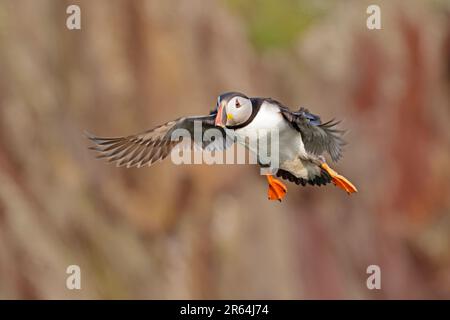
[233,101,308,163]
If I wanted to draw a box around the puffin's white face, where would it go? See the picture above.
[224,96,252,127]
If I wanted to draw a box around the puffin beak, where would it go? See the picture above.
[215,103,227,127]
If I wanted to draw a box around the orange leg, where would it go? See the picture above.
[321,163,358,195]
[266,175,287,201]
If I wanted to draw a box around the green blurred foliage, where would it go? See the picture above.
[224,0,329,50]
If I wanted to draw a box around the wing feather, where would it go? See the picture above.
[86,113,233,168]
[280,107,346,162]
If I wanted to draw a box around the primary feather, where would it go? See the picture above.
[279,107,346,162]
[86,114,232,168]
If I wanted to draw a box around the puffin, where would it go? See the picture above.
[87,92,357,201]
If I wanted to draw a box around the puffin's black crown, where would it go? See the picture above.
[218,91,248,104]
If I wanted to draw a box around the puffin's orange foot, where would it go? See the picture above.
[266,175,287,201]
[321,163,358,195]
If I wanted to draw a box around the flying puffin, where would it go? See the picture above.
[87,92,357,201]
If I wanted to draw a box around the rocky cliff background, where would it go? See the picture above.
[0,0,449,299]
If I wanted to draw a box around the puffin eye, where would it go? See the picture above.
[235,99,241,108]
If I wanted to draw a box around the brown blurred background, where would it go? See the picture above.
[0,0,449,299]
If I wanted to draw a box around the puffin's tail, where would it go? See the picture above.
[275,164,358,195]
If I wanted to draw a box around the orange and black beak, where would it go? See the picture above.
[214,102,227,127]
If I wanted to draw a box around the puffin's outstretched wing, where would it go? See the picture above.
[86,113,232,168]
[280,107,346,162]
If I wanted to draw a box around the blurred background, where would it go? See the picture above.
[0,0,449,299]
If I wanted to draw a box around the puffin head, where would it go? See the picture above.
[214,92,252,128]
